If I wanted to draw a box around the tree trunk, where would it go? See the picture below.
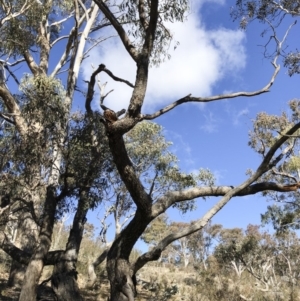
[107,258,136,301]
[19,186,57,301]
[106,211,150,301]
[51,190,88,301]
[8,211,39,287]
[86,244,111,288]
[52,271,83,301]
[7,260,27,287]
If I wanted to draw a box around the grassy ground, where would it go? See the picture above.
[0,266,187,301]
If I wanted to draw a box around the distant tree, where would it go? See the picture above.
[215,224,300,297]
[188,222,222,270]
[250,100,300,234]
[141,214,169,247]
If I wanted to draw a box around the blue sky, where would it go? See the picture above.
[3,0,298,246]
[81,0,300,241]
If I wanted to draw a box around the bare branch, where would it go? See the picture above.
[108,134,152,212]
[49,13,74,27]
[85,64,105,114]
[100,90,114,105]
[120,212,135,229]
[38,13,51,73]
[85,63,134,113]
[134,122,300,271]
[0,231,32,265]
[0,112,15,125]
[0,85,27,135]
[151,181,300,218]
[123,0,158,118]
[93,0,139,61]
[271,167,298,183]
[83,36,115,58]
[78,0,89,21]
[6,58,26,67]
[90,21,111,33]
[103,65,135,88]
[50,5,95,77]
[0,0,34,27]
[64,2,99,109]
[0,230,65,266]
[138,0,148,31]
[134,181,299,272]
[23,50,41,76]
[276,130,300,137]
[143,0,158,54]
[149,171,158,196]
[4,65,20,85]
[142,19,296,120]
[141,80,278,120]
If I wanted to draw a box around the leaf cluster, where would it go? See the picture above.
[58,112,111,212]
[118,0,189,65]
[261,200,300,233]
[125,121,214,213]
[0,0,45,55]
[249,100,300,179]
[20,74,68,128]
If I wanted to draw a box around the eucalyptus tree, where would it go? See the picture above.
[86,1,300,301]
[0,0,110,300]
[88,120,201,286]
[215,225,300,297]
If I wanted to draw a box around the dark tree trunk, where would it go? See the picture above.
[106,211,151,301]
[7,260,26,287]
[107,258,137,301]
[51,190,88,301]
[52,271,83,301]
[104,128,154,301]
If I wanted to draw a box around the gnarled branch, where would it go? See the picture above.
[93,0,139,61]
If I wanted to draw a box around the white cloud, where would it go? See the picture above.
[200,111,219,133]
[223,101,249,126]
[81,4,247,114]
[233,108,249,125]
[163,129,197,168]
[212,169,226,185]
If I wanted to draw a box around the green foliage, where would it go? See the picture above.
[125,121,214,213]
[141,214,169,245]
[261,202,300,233]
[0,1,42,54]
[52,0,74,14]
[118,0,189,65]
[286,156,300,172]
[0,0,75,55]
[20,74,68,127]
[58,112,110,213]
[248,100,300,204]
[248,111,290,153]
[188,222,222,265]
